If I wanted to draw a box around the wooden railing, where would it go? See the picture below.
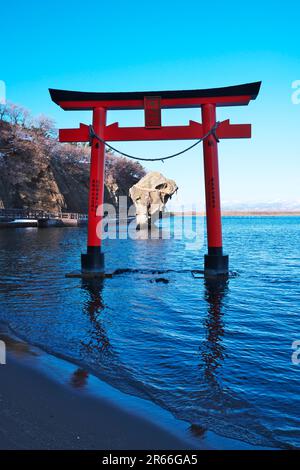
[0,208,88,220]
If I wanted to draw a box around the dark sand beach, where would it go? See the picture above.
[0,332,196,450]
[0,328,272,450]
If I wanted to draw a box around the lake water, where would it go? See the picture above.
[0,216,299,448]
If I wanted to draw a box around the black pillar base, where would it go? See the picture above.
[204,247,229,277]
[81,246,104,273]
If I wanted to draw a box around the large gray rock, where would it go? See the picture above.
[129,171,178,228]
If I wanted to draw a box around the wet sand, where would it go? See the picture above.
[0,356,194,450]
[0,333,195,450]
[0,329,270,451]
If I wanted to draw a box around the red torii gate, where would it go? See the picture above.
[49,82,261,277]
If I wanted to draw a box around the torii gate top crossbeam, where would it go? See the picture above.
[49,82,261,110]
[49,82,261,143]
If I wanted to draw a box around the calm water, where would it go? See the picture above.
[0,216,299,448]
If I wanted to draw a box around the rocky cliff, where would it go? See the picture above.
[0,119,145,213]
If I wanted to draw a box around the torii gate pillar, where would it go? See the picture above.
[202,103,228,276]
[81,107,106,273]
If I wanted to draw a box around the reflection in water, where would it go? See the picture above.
[0,333,38,358]
[80,279,111,355]
[189,423,206,438]
[70,368,89,389]
[190,278,228,440]
[201,277,228,387]
[133,226,166,241]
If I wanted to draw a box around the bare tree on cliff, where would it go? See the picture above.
[6,102,31,127]
[0,103,8,121]
[105,154,146,193]
[34,115,57,138]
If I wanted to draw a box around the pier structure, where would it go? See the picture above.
[50,82,261,277]
[0,208,87,228]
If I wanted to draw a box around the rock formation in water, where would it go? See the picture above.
[0,115,145,213]
[129,171,178,228]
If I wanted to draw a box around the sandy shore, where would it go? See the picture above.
[0,331,197,450]
[0,359,192,450]
[0,327,270,451]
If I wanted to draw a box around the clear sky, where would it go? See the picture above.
[1,0,299,209]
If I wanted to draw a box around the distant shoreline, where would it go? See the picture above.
[169,211,300,217]
[1,211,299,230]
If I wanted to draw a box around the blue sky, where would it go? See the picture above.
[1,0,300,209]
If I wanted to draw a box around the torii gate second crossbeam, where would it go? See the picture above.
[49,82,261,277]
